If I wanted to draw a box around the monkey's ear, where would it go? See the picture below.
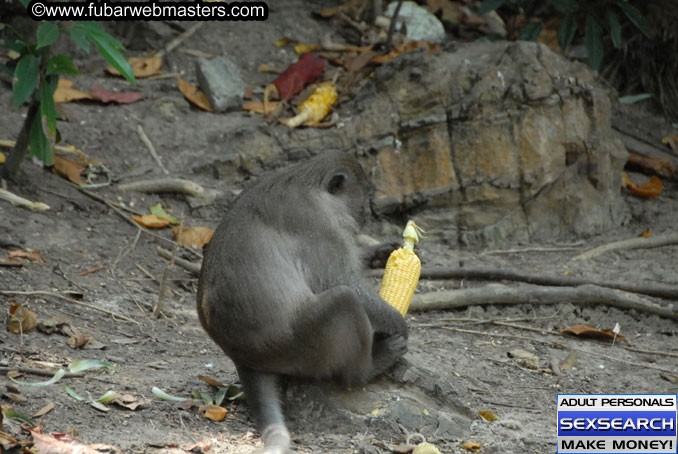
[327,172,347,195]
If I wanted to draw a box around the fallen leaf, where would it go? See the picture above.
[639,228,652,238]
[270,53,326,101]
[371,40,441,64]
[132,214,171,229]
[560,350,578,370]
[53,78,95,103]
[112,394,151,411]
[507,349,539,369]
[173,226,215,248]
[460,441,481,451]
[3,392,27,404]
[660,374,678,383]
[107,56,162,78]
[242,100,282,115]
[0,429,19,450]
[478,410,500,421]
[199,375,226,388]
[662,134,678,154]
[294,43,319,54]
[79,265,104,276]
[258,63,282,74]
[31,429,119,454]
[9,249,45,262]
[53,155,87,185]
[91,84,144,104]
[37,317,73,336]
[344,50,379,73]
[33,402,55,418]
[182,441,212,453]
[560,324,626,341]
[149,203,179,225]
[177,76,214,112]
[68,359,115,373]
[627,152,674,178]
[426,0,464,22]
[8,304,37,333]
[200,404,228,422]
[274,36,295,47]
[622,173,663,198]
[67,332,91,349]
[0,151,5,164]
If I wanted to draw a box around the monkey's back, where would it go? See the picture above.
[197,153,367,370]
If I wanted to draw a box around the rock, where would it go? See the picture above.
[385,1,446,44]
[195,56,245,112]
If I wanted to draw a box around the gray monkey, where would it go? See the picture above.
[197,151,408,453]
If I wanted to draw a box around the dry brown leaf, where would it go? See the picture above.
[8,304,37,333]
[661,374,678,383]
[53,155,87,185]
[0,429,19,450]
[9,249,45,262]
[112,394,151,411]
[31,429,119,454]
[560,324,626,341]
[294,43,319,54]
[199,375,227,388]
[478,410,500,421]
[173,226,215,248]
[258,63,283,74]
[182,441,212,453]
[460,441,481,452]
[79,265,104,276]
[200,404,228,422]
[91,84,144,104]
[371,40,441,64]
[106,56,163,78]
[639,228,652,238]
[622,173,663,198]
[132,214,171,229]
[53,79,95,103]
[627,152,674,178]
[242,100,282,115]
[0,151,6,164]
[344,50,379,73]
[177,77,214,112]
[33,402,56,418]
[662,134,678,154]
[67,332,91,349]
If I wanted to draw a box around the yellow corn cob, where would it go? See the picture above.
[379,221,422,317]
[283,84,337,128]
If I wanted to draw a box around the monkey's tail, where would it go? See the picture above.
[236,366,291,453]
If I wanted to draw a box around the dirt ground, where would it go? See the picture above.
[1,2,678,453]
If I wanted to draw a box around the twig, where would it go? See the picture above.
[573,233,678,260]
[157,246,201,275]
[371,266,678,300]
[410,284,678,320]
[0,366,84,378]
[137,125,170,175]
[0,290,137,323]
[385,0,404,51]
[111,229,142,274]
[621,346,678,359]
[0,188,50,211]
[156,22,202,60]
[481,243,584,254]
[119,178,207,197]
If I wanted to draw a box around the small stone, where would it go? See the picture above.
[195,56,245,112]
[385,1,446,44]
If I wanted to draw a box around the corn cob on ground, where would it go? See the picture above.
[379,220,422,317]
[282,83,337,128]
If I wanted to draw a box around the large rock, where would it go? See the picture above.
[183,41,628,247]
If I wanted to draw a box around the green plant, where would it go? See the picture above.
[1,4,134,181]
[477,0,653,71]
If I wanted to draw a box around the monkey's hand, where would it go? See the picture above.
[371,332,408,377]
[360,242,400,269]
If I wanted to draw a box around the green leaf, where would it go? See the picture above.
[65,386,85,401]
[517,21,542,41]
[86,29,135,84]
[29,111,53,166]
[0,23,5,30]
[551,0,579,14]
[40,74,58,138]
[619,93,652,104]
[557,14,577,51]
[2,409,36,426]
[4,38,28,53]
[19,0,31,7]
[46,54,81,76]
[98,391,118,403]
[478,0,507,15]
[12,54,39,108]
[618,2,652,39]
[9,368,65,387]
[585,15,604,70]
[214,387,227,406]
[152,386,190,402]
[36,22,59,49]
[150,203,179,225]
[607,10,623,49]
[67,25,91,53]
[68,359,116,373]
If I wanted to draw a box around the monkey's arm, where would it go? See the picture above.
[359,242,399,269]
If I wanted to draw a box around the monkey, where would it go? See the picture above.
[196,151,408,454]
